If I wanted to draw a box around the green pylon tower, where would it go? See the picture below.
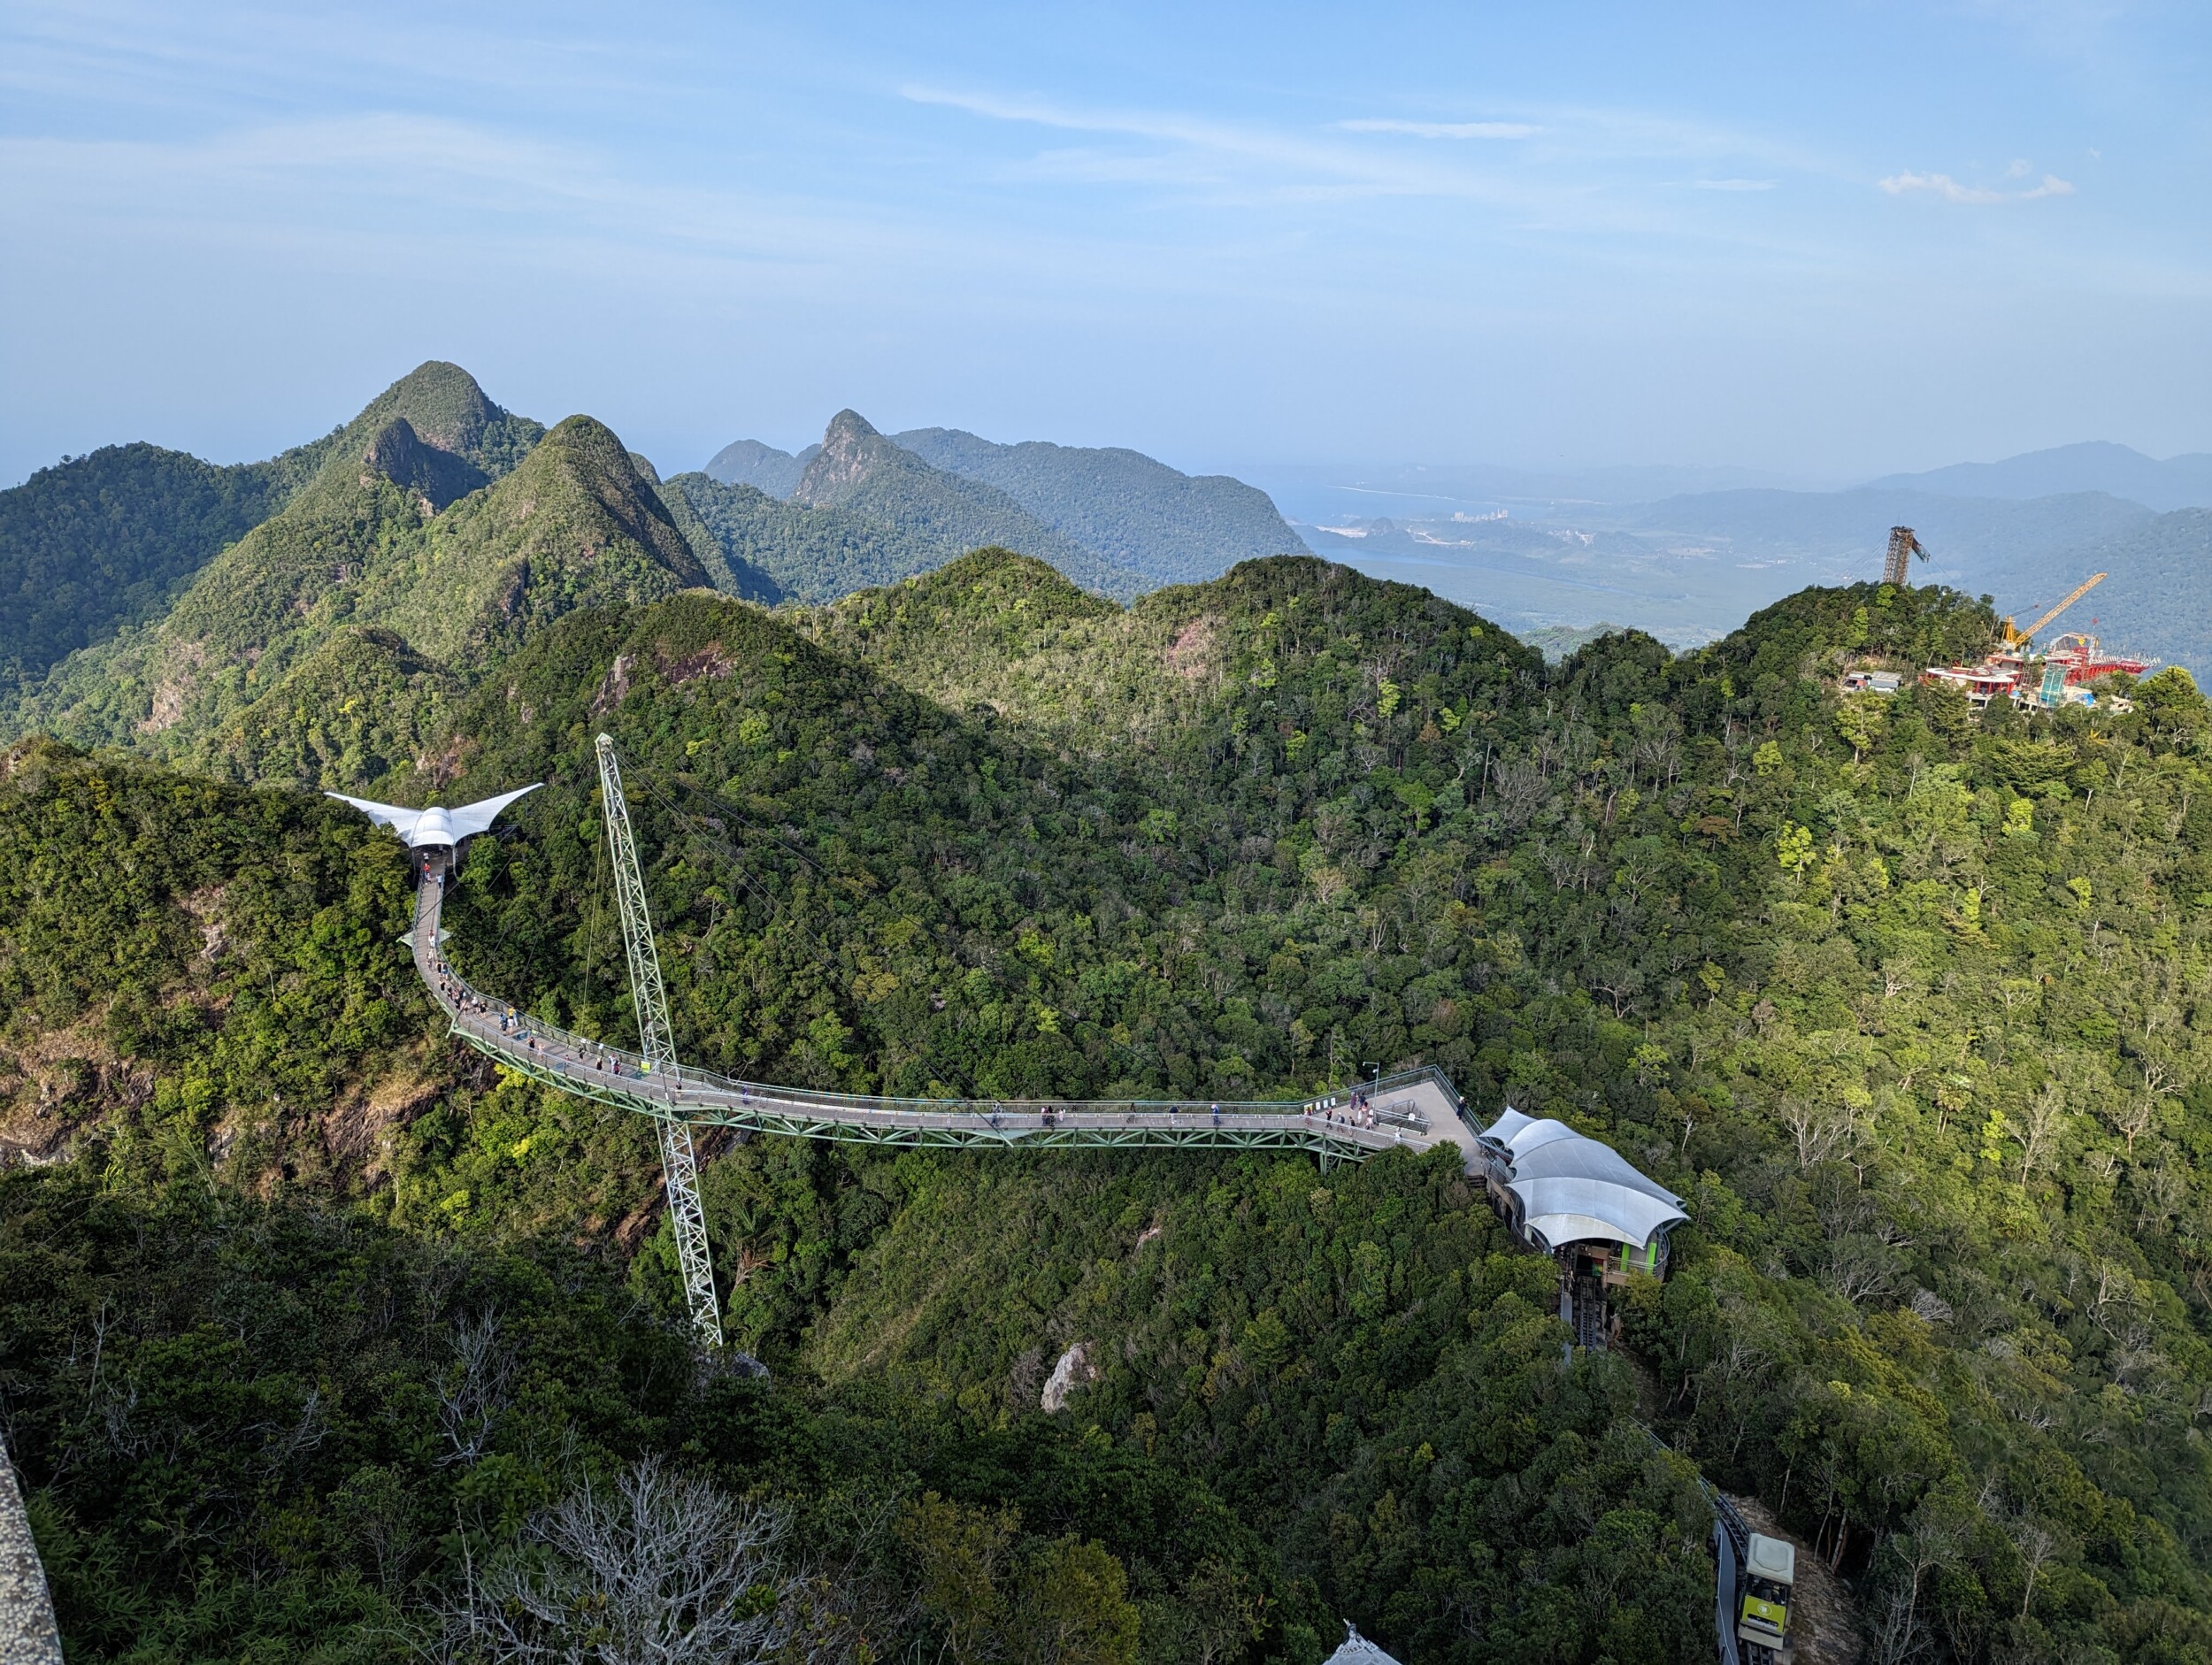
[595,733,724,1349]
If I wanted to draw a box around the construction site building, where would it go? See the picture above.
[2040,631,2153,688]
[1919,660,2023,708]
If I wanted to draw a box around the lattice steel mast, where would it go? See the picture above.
[595,733,724,1348]
[1881,526,1928,587]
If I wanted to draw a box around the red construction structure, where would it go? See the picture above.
[2040,632,2154,687]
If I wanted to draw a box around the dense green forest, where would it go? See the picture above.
[8,523,2212,1661]
[4,394,703,789]
[0,367,1272,791]
[0,362,550,697]
[0,436,336,683]
[660,471,926,606]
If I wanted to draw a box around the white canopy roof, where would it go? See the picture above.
[1479,1111,1687,1252]
[326,785,541,849]
[1477,1106,1535,1150]
[1323,1625,1402,1665]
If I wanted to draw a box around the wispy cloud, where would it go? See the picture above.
[1695,178,1777,191]
[900,83,1525,205]
[0,114,982,282]
[1337,119,1538,140]
[898,83,1827,234]
[1878,169,2075,203]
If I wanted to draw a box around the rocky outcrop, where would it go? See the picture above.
[359,417,488,513]
[1040,1340,1098,1413]
[791,410,883,507]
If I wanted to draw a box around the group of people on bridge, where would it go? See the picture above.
[434,959,639,1080]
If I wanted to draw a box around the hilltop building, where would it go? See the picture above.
[1476,1109,1688,1272]
[1475,1109,1690,1349]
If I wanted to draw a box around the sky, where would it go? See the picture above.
[3,0,2208,489]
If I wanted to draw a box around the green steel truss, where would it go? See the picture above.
[593,734,724,1350]
[448,1028,1391,1160]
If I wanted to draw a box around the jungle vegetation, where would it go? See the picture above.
[0,439,327,684]
[4,496,2212,1662]
[0,362,550,693]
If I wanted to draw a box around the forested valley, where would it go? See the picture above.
[6,455,2212,1661]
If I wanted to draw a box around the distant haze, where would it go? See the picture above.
[1860,442,2212,514]
[4,3,2208,488]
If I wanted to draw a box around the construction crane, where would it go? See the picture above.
[1882,526,1930,587]
[2001,572,2106,649]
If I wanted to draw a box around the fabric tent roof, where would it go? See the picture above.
[1323,1625,1403,1665]
[326,786,541,849]
[1477,1106,1535,1151]
[1478,1112,1688,1252]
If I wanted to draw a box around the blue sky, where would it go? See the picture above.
[3,1,2207,487]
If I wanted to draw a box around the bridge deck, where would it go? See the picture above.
[411,871,1476,1164]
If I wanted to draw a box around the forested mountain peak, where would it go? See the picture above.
[688,409,1146,600]
[807,550,1535,761]
[359,417,488,512]
[339,359,544,478]
[0,403,711,782]
[697,416,1307,595]
[702,435,813,497]
[492,414,710,593]
[894,544,1121,621]
[0,364,550,688]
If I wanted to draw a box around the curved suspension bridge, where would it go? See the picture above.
[347,740,1761,1665]
[371,736,1479,1347]
[411,874,1473,1166]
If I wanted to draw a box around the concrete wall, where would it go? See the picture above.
[0,1442,61,1665]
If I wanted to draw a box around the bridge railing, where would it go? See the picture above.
[420,882,1416,1135]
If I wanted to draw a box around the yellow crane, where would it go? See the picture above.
[2001,572,2106,649]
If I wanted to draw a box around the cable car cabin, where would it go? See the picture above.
[1737,1532,1797,1663]
[1474,1109,1688,1285]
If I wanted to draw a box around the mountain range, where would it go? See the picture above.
[6,529,2208,1661]
[674,409,1139,602]
[6,364,2212,1661]
[1248,441,2212,523]
[704,418,1308,589]
[1291,462,2210,668]
[0,368,1324,784]
[16,368,2203,687]
[1861,441,2212,512]
[1,365,707,788]
[1603,484,2212,671]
